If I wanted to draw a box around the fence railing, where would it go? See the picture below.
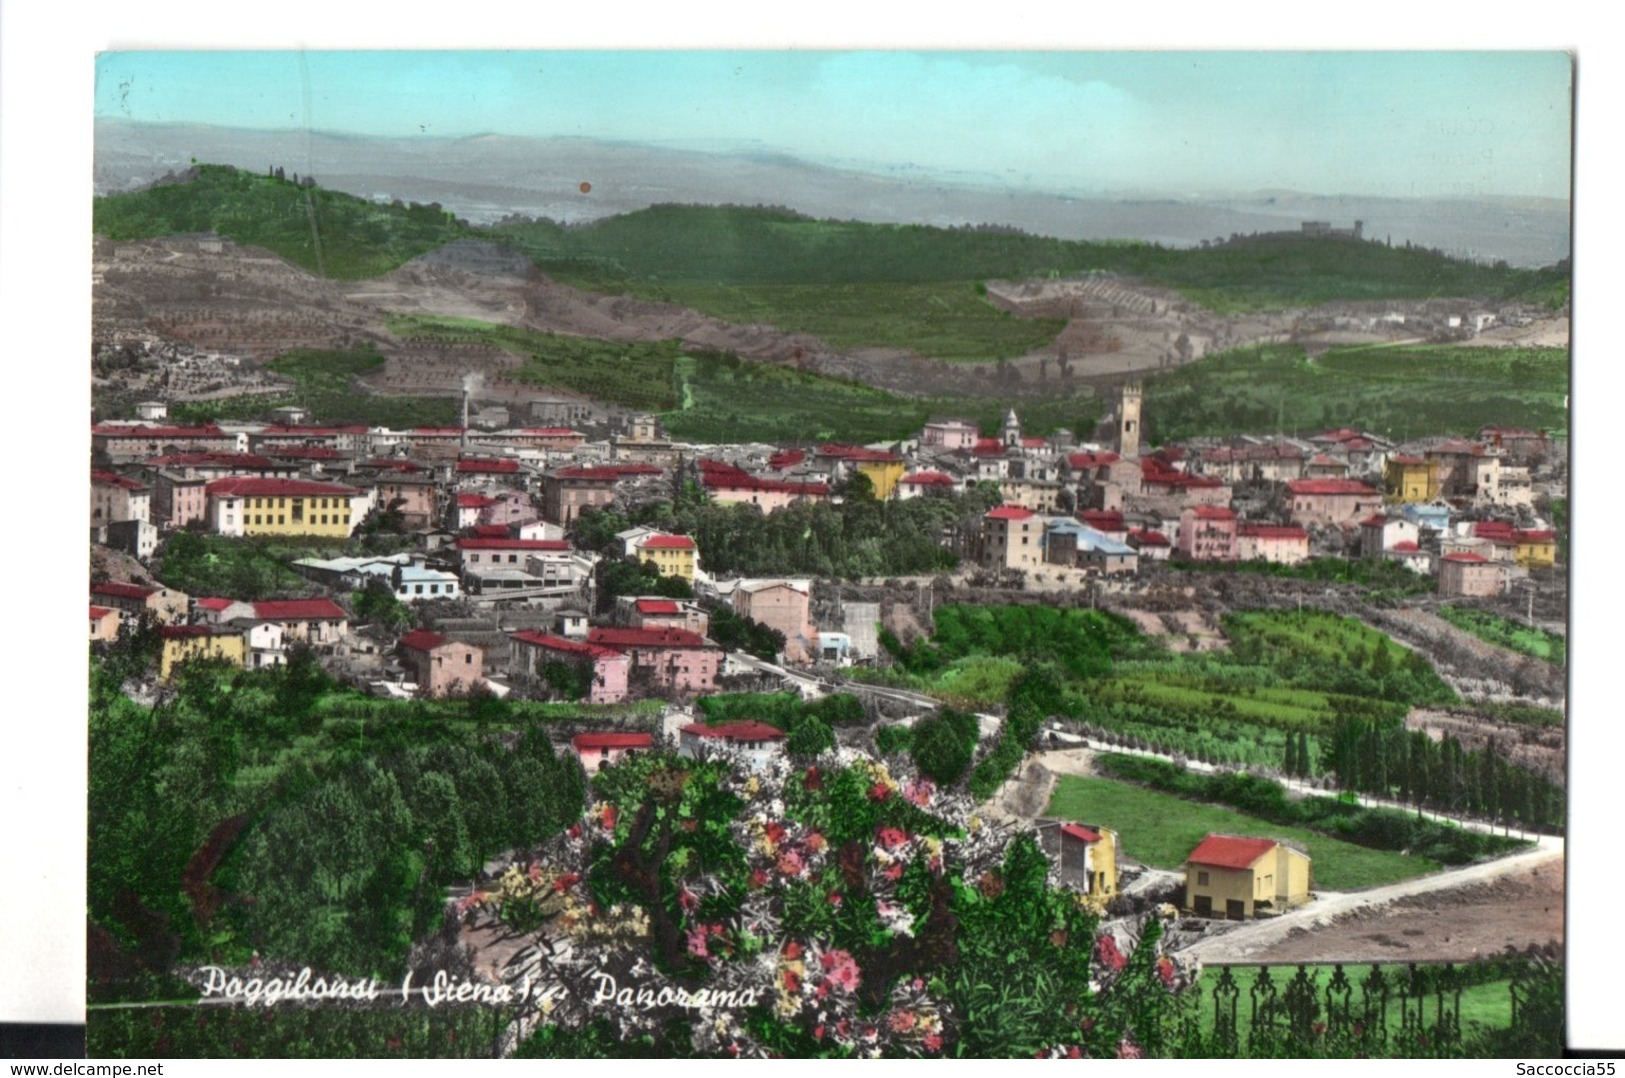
[1193,959,1561,1058]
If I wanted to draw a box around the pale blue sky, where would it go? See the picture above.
[94,51,1572,200]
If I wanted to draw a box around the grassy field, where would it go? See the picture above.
[1045,774,1440,890]
[1438,606,1566,666]
[1142,343,1568,443]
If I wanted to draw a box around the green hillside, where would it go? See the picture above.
[93,164,475,278]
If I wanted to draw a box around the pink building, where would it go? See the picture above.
[1439,552,1501,598]
[1286,479,1383,529]
[587,627,722,696]
[625,597,710,636]
[697,460,831,512]
[89,605,120,642]
[730,580,819,665]
[510,630,630,704]
[1178,506,1239,561]
[570,732,653,775]
[398,629,485,697]
[150,471,209,530]
[1236,524,1310,565]
[921,419,981,450]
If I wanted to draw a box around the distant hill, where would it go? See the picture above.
[95,120,1571,268]
[94,166,1569,315]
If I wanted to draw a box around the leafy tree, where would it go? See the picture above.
[350,577,415,632]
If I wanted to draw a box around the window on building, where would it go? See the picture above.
[1197,871,1210,886]
[465,653,473,664]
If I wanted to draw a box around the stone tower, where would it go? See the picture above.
[1001,407,1022,448]
[1117,382,1142,459]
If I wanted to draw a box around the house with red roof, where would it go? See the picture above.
[93,423,241,461]
[1183,834,1312,920]
[205,477,367,538]
[1236,524,1310,566]
[249,424,370,455]
[569,731,653,775]
[634,533,699,583]
[814,443,907,500]
[157,624,247,681]
[697,459,831,512]
[897,471,960,499]
[1040,821,1121,901]
[1285,478,1383,529]
[587,626,722,696]
[89,605,120,643]
[1126,528,1173,561]
[1426,439,1502,500]
[617,596,710,637]
[397,629,485,698]
[91,580,189,625]
[510,631,630,704]
[920,418,981,451]
[1439,551,1503,597]
[541,465,624,525]
[1178,506,1239,562]
[1197,443,1305,484]
[1384,539,1432,575]
[1357,514,1421,560]
[980,504,1043,572]
[251,598,349,646]
[678,721,787,769]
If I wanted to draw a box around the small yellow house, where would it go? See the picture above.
[1514,529,1557,569]
[1184,834,1311,920]
[1057,822,1119,902]
[635,533,698,582]
[1383,455,1439,503]
[158,625,246,681]
[856,457,907,502]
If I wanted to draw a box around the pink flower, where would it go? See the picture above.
[819,949,862,994]
[567,823,582,839]
[600,804,618,829]
[686,925,711,960]
[1067,1047,1082,1059]
[827,891,843,907]
[678,886,699,912]
[783,941,803,960]
[884,862,905,881]
[1154,955,1176,987]
[766,821,788,846]
[777,848,805,877]
[876,826,908,849]
[1095,934,1127,972]
[805,831,827,852]
[923,1033,943,1053]
[869,782,892,802]
[903,776,935,807]
[750,868,769,889]
[888,1010,917,1033]
[784,969,802,994]
[1115,1038,1143,1059]
[552,872,581,894]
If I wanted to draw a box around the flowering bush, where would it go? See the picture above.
[474,746,1196,1058]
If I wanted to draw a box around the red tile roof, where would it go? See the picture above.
[1238,525,1308,540]
[456,458,521,473]
[1128,529,1171,547]
[902,471,956,487]
[635,599,682,615]
[552,466,627,482]
[1359,514,1389,527]
[1287,479,1379,496]
[1514,529,1556,543]
[768,449,806,470]
[510,630,623,660]
[1078,511,1126,531]
[266,446,342,459]
[195,597,236,611]
[1020,436,1048,448]
[985,505,1035,521]
[148,452,279,469]
[1472,521,1516,540]
[92,581,158,600]
[252,599,347,621]
[818,443,902,463]
[698,460,829,496]
[589,627,710,649]
[1059,823,1101,844]
[1442,552,1491,564]
[469,524,511,539]
[1189,506,1237,521]
[1186,834,1280,870]
[1388,454,1427,466]
[93,423,229,438]
[519,427,582,437]
[638,534,696,550]
[680,721,786,742]
[398,629,449,651]
[456,538,571,551]
[1067,451,1121,469]
[206,477,359,498]
[89,605,115,620]
[360,458,424,472]
[91,469,149,490]
[1389,540,1420,552]
[572,732,653,751]
[160,624,219,639]
[456,493,497,508]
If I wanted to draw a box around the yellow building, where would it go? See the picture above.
[158,625,246,681]
[205,477,362,538]
[1383,455,1440,503]
[635,533,698,582]
[1057,823,1119,902]
[856,458,907,501]
[1184,834,1312,920]
[1514,529,1557,569]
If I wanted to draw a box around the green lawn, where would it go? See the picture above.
[1438,606,1566,666]
[1046,774,1440,890]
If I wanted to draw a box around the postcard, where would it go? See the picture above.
[78,46,1574,1059]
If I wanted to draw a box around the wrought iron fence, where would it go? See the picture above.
[1192,959,1562,1059]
